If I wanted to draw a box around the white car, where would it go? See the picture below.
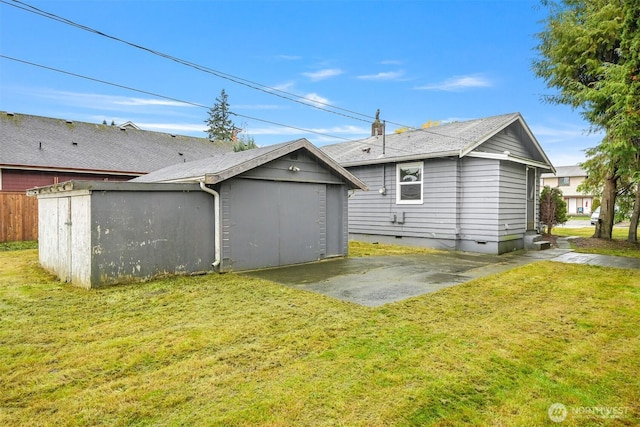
[590,207,601,225]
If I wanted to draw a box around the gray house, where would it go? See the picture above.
[29,139,366,288]
[322,113,555,254]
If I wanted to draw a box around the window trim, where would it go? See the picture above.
[558,177,570,186]
[396,161,424,204]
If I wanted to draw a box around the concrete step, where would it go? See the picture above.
[531,240,551,250]
[524,232,546,250]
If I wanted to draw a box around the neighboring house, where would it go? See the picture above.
[0,111,233,242]
[0,111,233,191]
[540,165,594,215]
[322,112,555,254]
[29,139,366,288]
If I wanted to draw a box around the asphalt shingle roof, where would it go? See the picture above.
[541,165,586,178]
[132,138,368,190]
[322,112,527,166]
[0,111,233,174]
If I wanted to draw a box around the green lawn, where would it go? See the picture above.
[1,246,638,426]
[553,227,629,240]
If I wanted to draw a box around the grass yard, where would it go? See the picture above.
[1,246,639,426]
[553,227,640,258]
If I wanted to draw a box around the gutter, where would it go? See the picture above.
[199,181,221,269]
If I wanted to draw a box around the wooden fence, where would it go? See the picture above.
[0,192,38,242]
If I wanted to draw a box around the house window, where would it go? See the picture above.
[396,162,423,204]
[558,177,570,186]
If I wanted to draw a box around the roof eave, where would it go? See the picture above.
[465,151,555,170]
[338,150,461,168]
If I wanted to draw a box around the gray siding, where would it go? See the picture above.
[239,149,343,184]
[347,158,459,241]
[480,123,535,159]
[90,191,216,286]
[326,185,348,256]
[459,157,500,242]
[346,156,538,254]
[497,162,527,238]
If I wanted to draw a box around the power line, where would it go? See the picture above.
[2,54,474,158]
[1,53,479,152]
[0,55,354,142]
[2,0,482,148]
[2,0,378,125]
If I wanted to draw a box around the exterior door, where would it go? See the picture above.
[526,167,536,230]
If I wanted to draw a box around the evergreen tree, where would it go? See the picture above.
[540,186,568,235]
[533,0,640,240]
[205,89,235,142]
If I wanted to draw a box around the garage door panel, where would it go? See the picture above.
[227,180,322,271]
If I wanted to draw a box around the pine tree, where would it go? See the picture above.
[205,89,235,142]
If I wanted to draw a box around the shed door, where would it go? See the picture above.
[57,197,72,282]
[227,180,323,270]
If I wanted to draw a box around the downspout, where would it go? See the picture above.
[199,181,221,268]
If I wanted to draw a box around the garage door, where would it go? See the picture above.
[225,179,324,271]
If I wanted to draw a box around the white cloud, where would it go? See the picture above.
[302,68,344,81]
[529,124,600,141]
[277,54,302,60]
[249,124,368,137]
[271,81,296,92]
[357,70,405,81]
[115,98,192,107]
[234,104,282,110]
[26,88,196,110]
[136,122,207,133]
[303,92,331,107]
[415,75,492,91]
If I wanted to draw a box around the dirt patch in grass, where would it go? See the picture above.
[541,233,558,248]
[570,237,640,251]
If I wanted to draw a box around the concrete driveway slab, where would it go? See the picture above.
[242,251,543,307]
[241,246,638,307]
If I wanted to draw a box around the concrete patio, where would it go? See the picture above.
[242,241,640,307]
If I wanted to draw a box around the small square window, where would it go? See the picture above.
[396,162,423,204]
[558,177,570,186]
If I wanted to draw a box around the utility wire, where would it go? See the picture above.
[0,55,354,142]
[1,54,479,152]
[2,0,378,124]
[3,0,474,144]
[2,0,482,148]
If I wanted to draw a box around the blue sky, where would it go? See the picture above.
[1,0,603,166]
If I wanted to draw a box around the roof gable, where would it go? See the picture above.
[321,112,554,171]
[133,139,368,190]
[0,111,233,174]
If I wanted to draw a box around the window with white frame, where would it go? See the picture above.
[396,162,423,204]
[558,177,570,186]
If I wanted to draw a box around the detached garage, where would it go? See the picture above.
[29,139,367,288]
